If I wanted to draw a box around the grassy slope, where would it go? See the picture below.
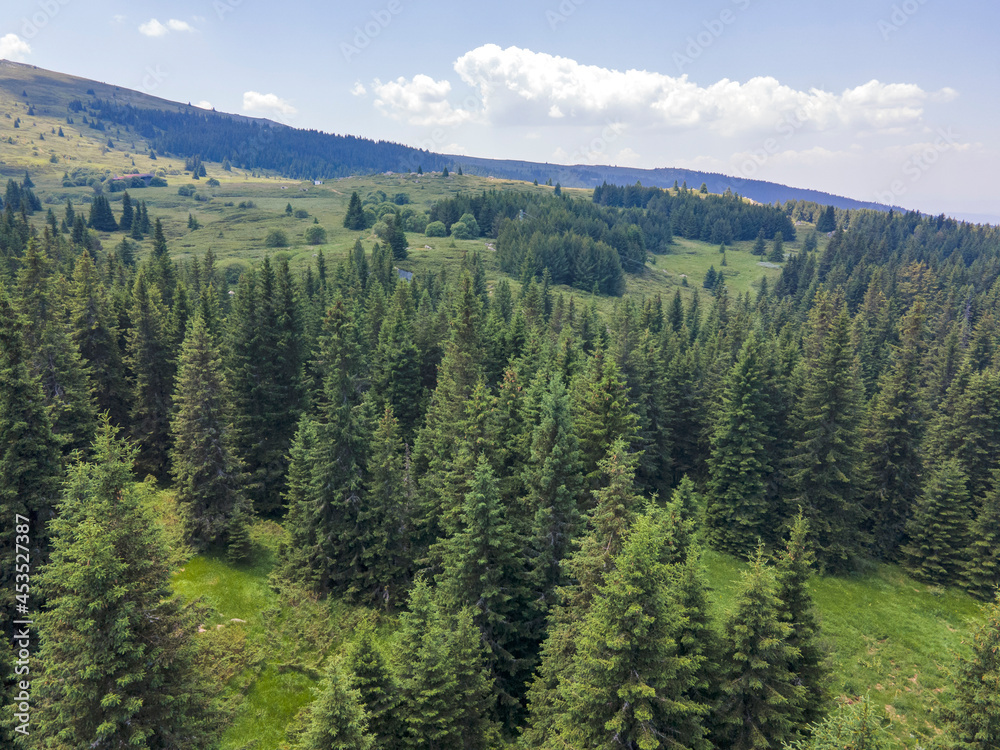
[0,84,797,312]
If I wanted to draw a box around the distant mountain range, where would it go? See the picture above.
[1,60,899,212]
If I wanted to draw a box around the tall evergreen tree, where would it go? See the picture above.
[127,269,173,479]
[373,290,422,441]
[901,458,973,587]
[344,191,367,230]
[790,305,864,572]
[344,623,405,750]
[717,549,805,750]
[785,696,894,750]
[32,419,220,748]
[963,474,1000,600]
[706,332,773,556]
[119,190,134,231]
[945,592,1000,750]
[170,313,246,550]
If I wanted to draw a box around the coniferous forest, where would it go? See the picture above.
[2,155,1000,750]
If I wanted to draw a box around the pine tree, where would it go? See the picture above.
[815,205,836,233]
[69,252,130,427]
[768,231,785,263]
[396,580,499,750]
[149,218,175,303]
[717,549,805,750]
[373,291,422,441]
[170,313,245,550]
[790,305,864,572]
[751,228,767,256]
[706,332,773,556]
[901,458,973,587]
[344,623,405,750]
[32,419,220,748]
[963,475,1000,600]
[296,661,375,750]
[559,509,711,750]
[438,456,535,728]
[344,191,367,230]
[87,194,118,232]
[119,190,133,231]
[127,269,173,479]
[785,696,893,750]
[774,513,828,727]
[945,592,1000,750]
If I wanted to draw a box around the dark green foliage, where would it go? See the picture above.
[32,419,221,748]
[296,661,375,750]
[373,289,422,441]
[963,477,1000,599]
[717,549,805,750]
[87,194,118,231]
[707,332,773,556]
[119,190,133,230]
[395,580,500,749]
[815,205,836,233]
[945,593,1000,750]
[345,624,404,750]
[786,696,893,750]
[344,192,367,230]
[751,228,767,256]
[170,313,245,550]
[775,513,828,727]
[768,231,785,263]
[902,459,973,587]
[558,509,711,750]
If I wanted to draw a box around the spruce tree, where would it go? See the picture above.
[69,252,130,427]
[344,624,404,750]
[344,191,367,230]
[751,228,767,256]
[170,313,246,550]
[774,513,828,727]
[768,231,785,263]
[296,661,375,750]
[790,305,864,572]
[963,475,1000,600]
[785,696,893,750]
[32,419,220,748]
[717,549,804,750]
[815,205,836,233]
[901,458,973,587]
[119,190,133,231]
[396,580,499,750]
[127,269,173,479]
[944,593,1000,750]
[706,332,773,556]
[87,194,118,232]
[559,510,711,750]
[373,291,422,441]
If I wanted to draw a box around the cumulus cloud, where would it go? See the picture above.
[371,44,957,136]
[350,81,367,97]
[242,91,297,116]
[139,18,195,37]
[0,33,31,62]
[195,100,213,110]
[372,74,476,127]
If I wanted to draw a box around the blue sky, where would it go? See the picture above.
[2,0,997,220]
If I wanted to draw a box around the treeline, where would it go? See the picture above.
[2,188,1000,748]
[81,98,451,179]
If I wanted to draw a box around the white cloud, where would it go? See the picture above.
[615,148,643,167]
[0,33,31,62]
[112,14,126,24]
[139,18,195,37]
[372,74,475,127]
[372,44,956,137]
[443,142,468,155]
[139,19,168,37]
[242,91,297,116]
[195,100,213,110]
[350,81,367,97]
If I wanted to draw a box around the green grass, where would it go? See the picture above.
[702,550,982,747]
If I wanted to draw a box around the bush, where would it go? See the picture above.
[458,213,480,237]
[177,185,196,196]
[393,192,411,205]
[206,177,220,187]
[305,226,327,245]
[294,209,309,219]
[425,220,447,237]
[450,221,473,240]
[265,229,289,248]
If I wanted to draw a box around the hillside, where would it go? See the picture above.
[1,60,897,212]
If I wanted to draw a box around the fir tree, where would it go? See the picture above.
[373,291,422,441]
[815,205,836,233]
[944,593,1000,750]
[751,228,767,256]
[785,696,893,750]
[559,509,712,750]
[963,475,1000,600]
[396,580,499,750]
[901,458,973,587]
[344,191,367,230]
[32,419,220,748]
[170,313,246,550]
[768,231,785,263]
[296,661,375,750]
[774,513,828,727]
[87,194,118,232]
[119,190,133,231]
[717,549,805,750]
[344,623,405,750]
[127,270,174,479]
[706,332,773,556]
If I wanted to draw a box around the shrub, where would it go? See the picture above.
[294,209,309,219]
[177,185,196,196]
[425,220,447,237]
[450,221,473,240]
[305,226,327,245]
[265,229,289,248]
